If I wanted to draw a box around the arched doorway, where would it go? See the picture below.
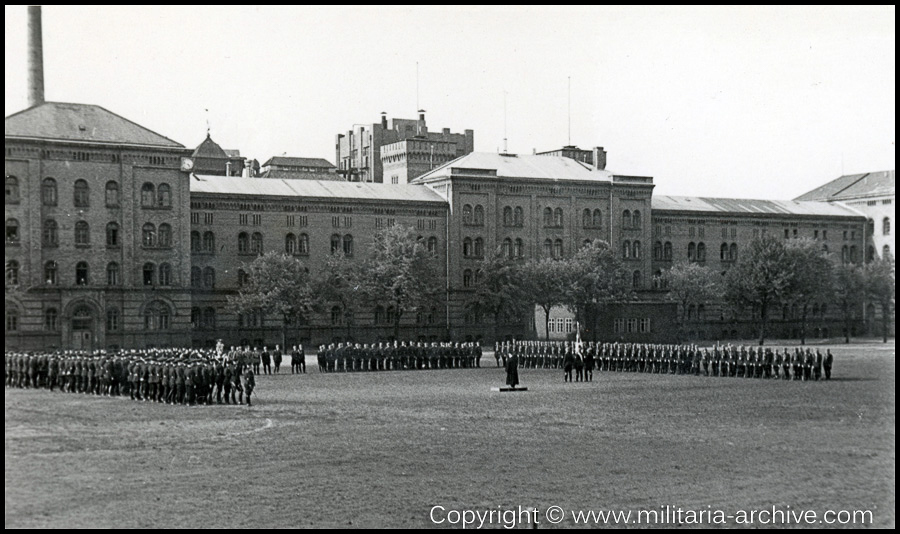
[71,305,94,350]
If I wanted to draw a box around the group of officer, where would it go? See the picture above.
[220,345,306,375]
[5,348,257,406]
[496,340,835,382]
[316,341,483,373]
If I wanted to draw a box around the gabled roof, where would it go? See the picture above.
[190,174,447,204]
[794,171,895,201]
[652,195,863,218]
[413,152,615,182]
[192,134,228,159]
[262,156,335,169]
[4,101,184,148]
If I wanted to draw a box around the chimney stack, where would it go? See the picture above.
[593,147,607,170]
[27,6,45,108]
[380,112,387,128]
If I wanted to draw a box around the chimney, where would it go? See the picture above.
[242,161,251,178]
[27,6,45,108]
[593,146,607,170]
[417,109,426,136]
[380,112,387,128]
[225,161,232,176]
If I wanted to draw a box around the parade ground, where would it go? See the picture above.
[5,341,894,528]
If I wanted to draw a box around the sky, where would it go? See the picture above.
[4,6,895,199]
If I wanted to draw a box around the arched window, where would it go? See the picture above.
[504,206,513,226]
[157,224,172,248]
[75,221,90,245]
[553,208,563,227]
[514,238,524,258]
[105,181,119,207]
[203,267,216,288]
[652,269,662,289]
[42,178,57,206]
[45,308,59,330]
[143,301,171,330]
[106,308,120,332]
[653,241,662,260]
[622,240,631,259]
[299,233,309,254]
[474,205,485,225]
[191,231,201,252]
[191,307,201,328]
[502,238,512,258]
[251,232,263,254]
[427,236,438,254]
[285,233,297,254]
[6,260,19,286]
[633,240,641,259]
[884,244,892,259]
[44,261,57,285]
[238,269,249,287]
[202,231,215,253]
[141,183,155,207]
[849,245,858,263]
[582,209,592,228]
[867,246,876,263]
[463,237,472,257]
[688,242,696,261]
[157,183,171,207]
[543,239,553,257]
[841,245,849,264]
[622,210,632,229]
[6,218,20,244]
[462,204,473,225]
[159,263,172,286]
[543,207,553,226]
[697,242,706,262]
[633,270,641,289]
[238,232,249,253]
[554,239,563,258]
[73,179,90,207]
[343,234,353,255]
[331,306,343,326]
[142,223,156,247]
[729,243,738,262]
[664,242,673,261]
[43,219,58,247]
[474,237,484,257]
[633,210,642,229]
[5,175,19,203]
[76,262,89,285]
[203,307,216,329]
[143,263,155,286]
[107,262,120,286]
[884,217,891,236]
[721,243,729,261]
[191,266,202,288]
[463,269,473,288]
[5,306,18,332]
[514,207,524,227]
[106,222,120,247]
[593,209,602,229]
[330,233,341,254]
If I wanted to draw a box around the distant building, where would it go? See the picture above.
[190,134,245,176]
[535,145,605,168]
[259,156,337,180]
[335,111,474,183]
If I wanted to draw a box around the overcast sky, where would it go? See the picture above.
[5,6,895,199]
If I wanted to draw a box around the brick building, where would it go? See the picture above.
[259,156,337,180]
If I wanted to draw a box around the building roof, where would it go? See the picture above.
[223,149,242,158]
[192,134,229,159]
[262,156,335,169]
[4,101,184,148]
[190,174,447,204]
[793,170,895,201]
[652,195,864,218]
[413,152,615,182]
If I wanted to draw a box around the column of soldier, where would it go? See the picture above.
[5,348,258,406]
[316,341,483,373]
[494,341,835,382]
[223,345,307,375]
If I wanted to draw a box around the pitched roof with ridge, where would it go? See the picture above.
[4,101,184,148]
[262,156,335,169]
[652,195,864,218]
[413,152,615,182]
[192,134,229,159]
[793,170,895,201]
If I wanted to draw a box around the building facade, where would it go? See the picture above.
[259,156,337,180]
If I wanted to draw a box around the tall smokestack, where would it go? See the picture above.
[27,6,45,108]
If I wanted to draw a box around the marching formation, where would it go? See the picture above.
[220,345,306,375]
[5,348,257,406]
[316,341,482,372]
[496,341,835,382]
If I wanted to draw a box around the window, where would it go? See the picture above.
[238,232,249,253]
[463,205,473,225]
[5,175,19,203]
[463,269,473,288]
[299,233,309,255]
[76,262,89,285]
[45,308,58,330]
[106,308,120,331]
[884,245,891,258]
[6,307,18,332]
[75,221,90,245]
[42,178,57,206]
[43,219,58,247]
[884,217,891,236]
[622,240,631,259]
[141,183,155,207]
[553,208,563,228]
[143,301,171,331]
[203,267,215,288]
[633,210,642,229]
[554,239,563,259]
[463,237,473,257]
[6,260,19,286]
[286,233,297,254]
[721,243,729,261]
[729,243,738,262]
[331,306,343,326]
[143,263,155,286]
[514,238,524,258]
[157,183,171,207]
[502,238,512,258]
[155,263,170,286]
[474,205,485,226]
[633,240,641,259]
[374,306,385,325]
[543,239,553,257]
[202,231,214,253]
[504,206,513,226]
[653,241,662,260]
[633,270,641,289]
[514,207,524,227]
[107,262,121,286]
[6,219,20,244]
[664,242,672,260]
[688,242,696,261]
[106,222,120,247]
[191,266,202,288]
[238,269,249,287]
[330,234,341,254]
[251,232,263,254]
[592,209,602,229]
[44,261,57,285]
[697,242,706,262]
[343,234,353,255]
[474,237,484,257]
[427,236,438,254]
[582,209,591,228]
[142,223,156,247]
[622,210,632,229]
[543,207,553,226]
[191,231,201,252]
[73,180,89,207]
[105,182,119,207]
[158,224,172,248]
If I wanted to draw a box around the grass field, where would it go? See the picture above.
[5,342,895,528]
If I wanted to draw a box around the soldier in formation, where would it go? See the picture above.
[314,341,482,373]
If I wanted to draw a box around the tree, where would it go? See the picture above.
[565,240,633,341]
[661,261,722,342]
[831,261,866,344]
[357,225,443,340]
[227,252,314,348]
[723,236,793,345]
[310,252,364,341]
[864,255,894,343]
[783,238,834,344]
[466,251,529,339]
[519,257,571,341]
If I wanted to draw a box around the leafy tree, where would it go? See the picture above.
[465,251,529,339]
[227,252,314,348]
[519,257,572,341]
[831,261,866,344]
[357,225,443,340]
[783,238,834,344]
[661,261,722,342]
[565,240,633,341]
[311,252,364,341]
[723,236,793,345]
[864,255,894,343]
